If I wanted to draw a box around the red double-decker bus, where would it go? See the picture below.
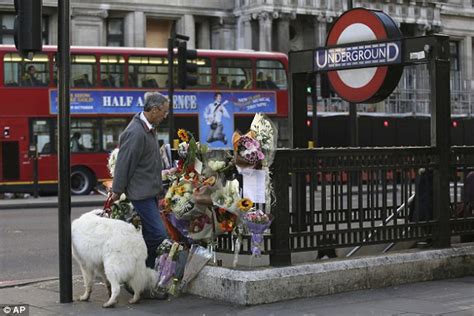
[0,45,288,195]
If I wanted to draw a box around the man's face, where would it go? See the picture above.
[28,67,36,76]
[216,94,222,103]
[151,102,169,125]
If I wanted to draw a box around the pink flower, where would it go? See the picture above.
[257,151,265,160]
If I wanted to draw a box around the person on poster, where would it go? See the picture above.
[204,92,230,144]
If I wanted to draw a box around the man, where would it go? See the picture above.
[70,132,83,152]
[22,65,43,86]
[204,92,230,144]
[111,92,169,269]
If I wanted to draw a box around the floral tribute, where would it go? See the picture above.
[242,209,273,257]
[104,114,278,296]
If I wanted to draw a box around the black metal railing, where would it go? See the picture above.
[215,146,474,266]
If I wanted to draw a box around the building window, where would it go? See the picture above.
[0,14,15,44]
[0,14,49,44]
[450,41,461,92]
[107,18,124,47]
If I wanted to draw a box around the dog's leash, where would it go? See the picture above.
[101,196,114,218]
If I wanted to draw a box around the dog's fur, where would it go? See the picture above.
[72,209,158,307]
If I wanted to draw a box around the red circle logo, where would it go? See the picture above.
[325,8,403,103]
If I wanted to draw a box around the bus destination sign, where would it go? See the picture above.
[314,41,401,72]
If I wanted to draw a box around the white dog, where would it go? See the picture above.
[72,209,158,307]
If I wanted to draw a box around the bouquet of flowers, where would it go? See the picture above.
[176,129,208,175]
[242,209,273,257]
[250,113,277,167]
[164,180,203,220]
[211,180,240,214]
[232,131,265,168]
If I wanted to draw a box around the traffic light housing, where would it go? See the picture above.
[14,0,43,59]
[177,41,198,89]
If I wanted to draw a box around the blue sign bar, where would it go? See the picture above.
[49,90,276,115]
[314,41,402,72]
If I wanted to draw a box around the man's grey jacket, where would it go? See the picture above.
[112,113,163,201]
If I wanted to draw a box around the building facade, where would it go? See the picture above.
[0,0,472,115]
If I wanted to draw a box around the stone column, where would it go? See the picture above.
[257,12,272,52]
[236,15,252,50]
[177,14,196,49]
[211,17,236,50]
[275,13,290,53]
[197,19,211,49]
[124,11,145,47]
[314,15,331,47]
[71,9,108,46]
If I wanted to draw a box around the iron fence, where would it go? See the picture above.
[216,146,474,266]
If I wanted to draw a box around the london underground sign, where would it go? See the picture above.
[314,8,404,103]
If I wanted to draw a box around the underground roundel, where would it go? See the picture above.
[323,8,403,103]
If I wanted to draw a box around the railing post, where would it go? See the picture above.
[270,150,291,266]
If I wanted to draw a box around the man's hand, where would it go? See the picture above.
[110,192,121,202]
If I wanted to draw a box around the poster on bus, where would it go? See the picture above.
[198,92,234,149]
[49,89,276,147]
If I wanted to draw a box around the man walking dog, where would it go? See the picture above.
[111,92,169,270]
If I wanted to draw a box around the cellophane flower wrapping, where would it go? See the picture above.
[250,113,278,212]
[107,148,119,177]
[242,209,273,257]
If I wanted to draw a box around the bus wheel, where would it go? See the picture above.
[71,167,95,195]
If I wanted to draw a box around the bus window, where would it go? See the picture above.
[71,55,97,88]
[32,119,53,154]
[100,55,125,88]
[3,53,49,87]
[71,118,100,152]
[194,58,211,88]
[256,59,287,90]
[102,118,128,151]
[216,58,253,90]
[128,56,168,88]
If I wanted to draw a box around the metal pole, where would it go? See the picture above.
[430,36,451,248]
[167,30,175,144]
[311,74,318,146]
[58,0,72,303]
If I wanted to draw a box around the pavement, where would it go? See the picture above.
[0,194,105,210]
[0,276,474,315]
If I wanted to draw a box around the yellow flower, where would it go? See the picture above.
[177,129,190,142]
[237,198,253,212]
[176,185,186,195]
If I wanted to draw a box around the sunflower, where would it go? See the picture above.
[175,185,187,195]
[237,198,253,212]
[177,129,190,142]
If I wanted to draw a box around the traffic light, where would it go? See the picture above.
[320,72,332,99]
[177,41,198,89]
[14,0,43,59]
